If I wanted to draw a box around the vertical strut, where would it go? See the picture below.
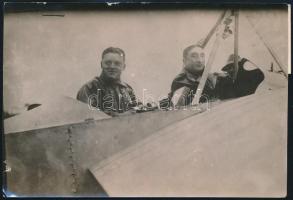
[233,9,239,82]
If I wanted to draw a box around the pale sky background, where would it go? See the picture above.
[3,8,288,113]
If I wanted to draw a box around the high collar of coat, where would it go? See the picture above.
[98,72,128,88]
[182,68,203,83]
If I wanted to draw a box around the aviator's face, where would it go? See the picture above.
[101,53,125,80]
[184,47,205,74]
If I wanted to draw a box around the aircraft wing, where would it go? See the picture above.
[90,88,287,197]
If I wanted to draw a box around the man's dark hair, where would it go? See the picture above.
[102,47,125,61]
[183,44,203,59]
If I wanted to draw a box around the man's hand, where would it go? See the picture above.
[214,72,229,78]
[159,97,173,110]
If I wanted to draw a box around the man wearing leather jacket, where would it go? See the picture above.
[77,47,141,116]
[159,44,265,109]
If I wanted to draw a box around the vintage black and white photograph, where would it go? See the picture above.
[2,2,289,197]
